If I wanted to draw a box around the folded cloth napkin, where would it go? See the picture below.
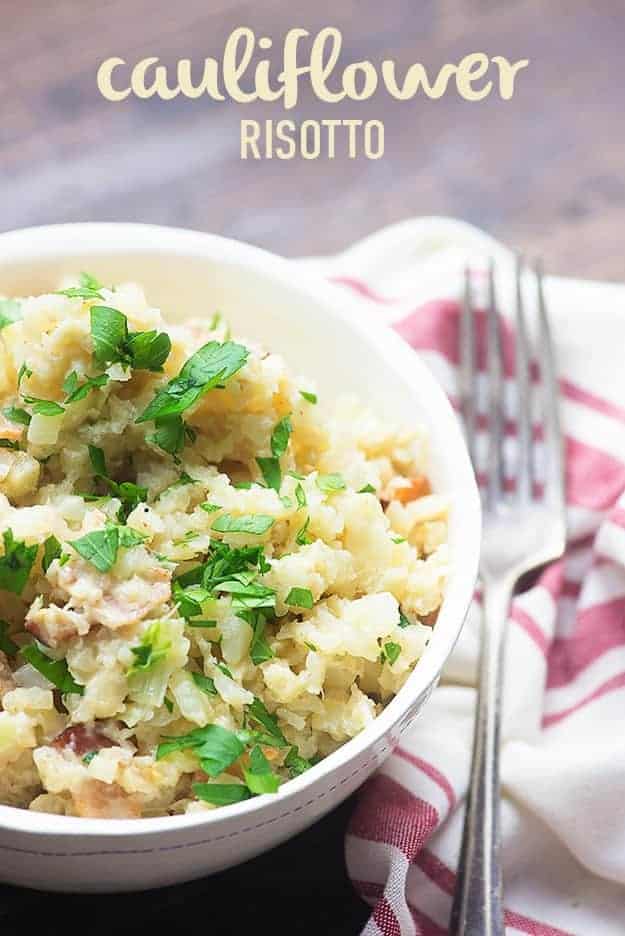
[305,218,625,936]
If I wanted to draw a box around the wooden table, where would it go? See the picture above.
[0,3,623,934]
[2,0,624,281]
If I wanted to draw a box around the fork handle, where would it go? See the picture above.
[449,579,512,936]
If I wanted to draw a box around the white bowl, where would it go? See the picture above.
[0,223,480,892]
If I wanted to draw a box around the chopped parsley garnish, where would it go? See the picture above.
[63,371,109,404]
[42,535,62,574]
[316,473,346,494]
[212,513,274,535]
[186,619,218,629]
[90,306,128,365]
[58,286,104,300]
[79,271,103,291]
[22,643,84,694]
[192,783,250,805]
[146,415,186,458]
[271,416,292,458]
[82,751,97,765]
[243,745,280,794]
[200,502,221,514]
[217,662,234,679]
[0,529,38,594]
[192,671,217,696]
[90,305,171,372]
[246,697,288,748]
[70,523,146,573]
[0,440,19,450]
[358,484,376,494]
[163,696,174,713]
[295,483,306,508]
[137,341,248,424]
[21,396,65,416]
[3,406,30,427]
[87,445,147,519]
[295,515,312,546]
[398,609,413,629]
[285,746,313,777]
[17,363,32,387]
[256,456,281,492]
[392,536,406,544]
[247,611,274,665]
[218,579,276,613]
[299,390,317,404]
[173,581,210,619]
[0,620,18,656]
[285,587,314,609]
[383,641,401,665]
[0,299,22,330]
[157,723,245,776]
[125,330,172,372]
[128,621,171,675]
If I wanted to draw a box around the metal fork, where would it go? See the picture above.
[449,258,566,936]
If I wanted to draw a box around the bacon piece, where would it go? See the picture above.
[51,723,116,757]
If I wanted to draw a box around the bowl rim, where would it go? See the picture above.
[0,222,480,839]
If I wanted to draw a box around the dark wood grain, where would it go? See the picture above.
[1,0,625,280]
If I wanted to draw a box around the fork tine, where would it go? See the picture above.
[486,261,504,505]
[535,260,566,516]
[460,267,477,468]
[514,255,533,502]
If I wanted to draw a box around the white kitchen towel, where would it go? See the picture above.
[304,218,625,935]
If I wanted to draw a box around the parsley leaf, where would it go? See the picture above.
[173,581,211,619]
[256,456,281,492]
[316,473,346,494]
[70,523,144,572]
[192,672,217,696]
[271,416,292,458]
[22,643,84,694]
[285,587,314,609]
[0,620,18,656]
[42,535,62,574]
[146,415,186,457]
[71,526,119,572]
[90,306,128,365]
[157,723,245,777]
[0,299,22,330]
[246,697,288,748]
[3,406,30,427]
[125,330,172,372]
[285,746,313,777]
[17,363,32,387]
[128,621,171,675]
[299,390,317,404]
[63,371,109,404]
[243,745,281,795]
[245,611,274,665]
[295,515,312,546]
[87,446,147,519]
[398,609,413,629]
[383,641,401,665]
[200,502,221,514]
[57,286,104,300]
[212,514,274,535]
[358,484,376,494]
[0,530,38,594]
[79,272,103,291]
[192,783,251,806]
[137,341,249,424]
[22,396,65,416]
[295,483,306,508]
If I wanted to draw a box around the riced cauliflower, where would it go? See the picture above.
[0,274,448,818]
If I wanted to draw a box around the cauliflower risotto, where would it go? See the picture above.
[0,274,448,818]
